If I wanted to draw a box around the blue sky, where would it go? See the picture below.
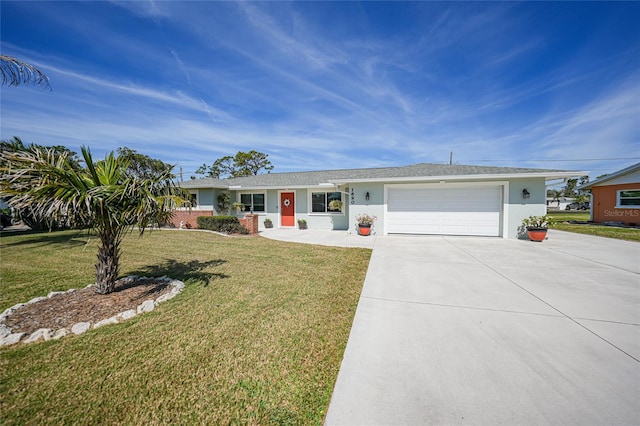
[1,1,639,180]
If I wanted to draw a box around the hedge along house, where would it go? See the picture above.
[174,163,584,239]
[578,162,640,226]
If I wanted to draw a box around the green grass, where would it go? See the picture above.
[546,210,591,222]
[547,211,640,242]
[0,229,371,425]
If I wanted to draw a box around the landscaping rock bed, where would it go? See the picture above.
[0,276,184,347]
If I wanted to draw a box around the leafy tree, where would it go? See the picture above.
[1,55,51,90]
[232,150,274,176]
[196,150,274,178]
[561,176,589,198]
[117,147,174,179]
[0,146,189,294]
[196,155,234,179]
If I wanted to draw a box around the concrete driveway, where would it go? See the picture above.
[325,230,640,425]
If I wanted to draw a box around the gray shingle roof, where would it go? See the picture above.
[180,163,584,189]
[578,162,640,189]
[179,178,228,189]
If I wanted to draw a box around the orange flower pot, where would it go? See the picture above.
[527,228,547,242]
[358,224,371,236]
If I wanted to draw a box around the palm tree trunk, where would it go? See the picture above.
[94,235,120,294]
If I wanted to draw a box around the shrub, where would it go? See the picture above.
[197,215,249,234]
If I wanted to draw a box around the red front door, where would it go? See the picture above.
[280,192,295,227]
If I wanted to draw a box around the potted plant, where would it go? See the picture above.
[264,218,273,228]
[297,219,307,230]
[328,199,343,212]
[355,213,377,236]
[522,215,552,242]
[232,202,245,213]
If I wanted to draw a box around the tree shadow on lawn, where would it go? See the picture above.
[127,258,229,287]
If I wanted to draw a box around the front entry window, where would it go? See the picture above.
[240,193,265,212]
[311,191,342,213]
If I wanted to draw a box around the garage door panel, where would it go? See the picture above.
[387,186,502,236]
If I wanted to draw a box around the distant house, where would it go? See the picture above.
[579,162,640,226]
[546,196,575,211]
[177,163,583,239]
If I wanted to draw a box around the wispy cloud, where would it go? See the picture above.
[109,0,169,23]
[1,1,638,179]
[42,63,232,121]
[169,49,192,87]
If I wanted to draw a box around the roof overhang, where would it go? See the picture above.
[329,171,587,185]
[578,162,640,190]
[222,184,344,191]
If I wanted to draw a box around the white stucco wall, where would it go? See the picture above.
[507,178,547,238]
[347,178,547,238]
[348,183,385,235]
[205,176,549,236]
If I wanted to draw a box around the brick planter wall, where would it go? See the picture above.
[239,214,259,234]
[170,210,213,229]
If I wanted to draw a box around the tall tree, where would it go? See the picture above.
[196,155,234,179]
[1,55,51,90]
[196,150,274,178]
[0,146,189,294]
[232,150,274,176]
[117,147,174,179]
[562,175,590,197]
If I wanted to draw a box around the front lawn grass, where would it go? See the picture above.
[547,210,590,222]
[547,211,640,242]
[0,229,371,425]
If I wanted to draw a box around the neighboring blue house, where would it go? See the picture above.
[178,163,584,239]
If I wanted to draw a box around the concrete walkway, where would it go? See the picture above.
[260,227,377,249]
[323,230,640,425]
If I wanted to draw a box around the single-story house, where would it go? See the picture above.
[546,196,576,211]
[578,162,640,226]
[175,163,585,239]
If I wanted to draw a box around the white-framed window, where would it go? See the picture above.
[310,191,343,213]
[189,191,198,207]
[177,190,198,209]
[239,193,266,212]
[617,189,640,208]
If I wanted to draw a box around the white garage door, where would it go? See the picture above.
[386,186,502,236]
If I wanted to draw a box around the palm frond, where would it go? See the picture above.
[0,55,51,90]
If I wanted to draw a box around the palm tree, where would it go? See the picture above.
[0,146,189,294]
[1,55,51,90]
[550,189,562,208]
